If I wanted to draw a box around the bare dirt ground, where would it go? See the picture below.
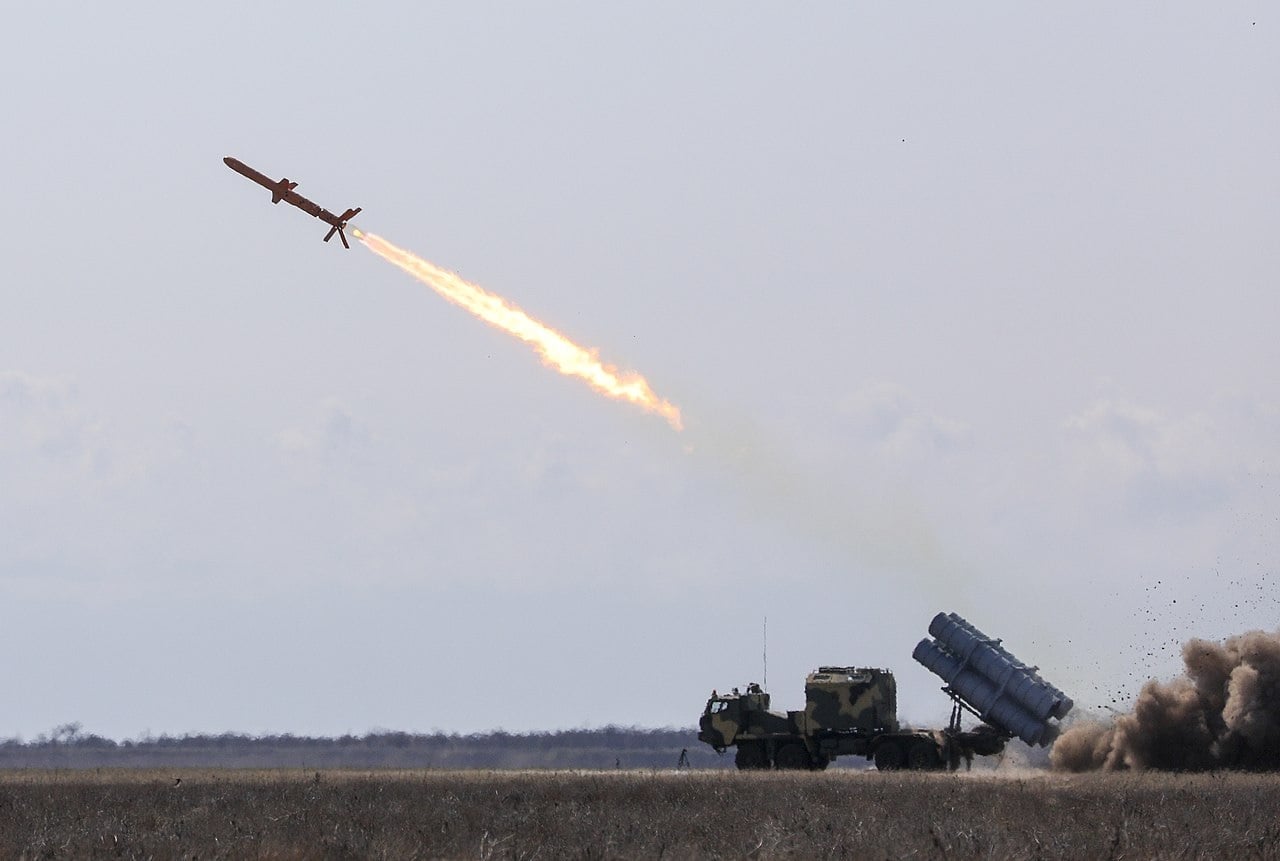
[1,768,1277,859]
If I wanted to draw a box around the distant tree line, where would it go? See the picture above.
[0,723,734,770]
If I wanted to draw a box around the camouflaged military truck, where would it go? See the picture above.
[697,666,1007,771]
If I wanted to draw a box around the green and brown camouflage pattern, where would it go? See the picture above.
[698,685,795,751]
[803,666,898,735]
[697,666,1006,771]
[698,669,897,753]
[698,696,742,750]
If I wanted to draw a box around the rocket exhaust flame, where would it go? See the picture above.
[352,228,683,431]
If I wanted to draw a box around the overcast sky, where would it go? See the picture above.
[1,3,1276,740]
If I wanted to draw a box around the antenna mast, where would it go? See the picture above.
[763,615,768,691]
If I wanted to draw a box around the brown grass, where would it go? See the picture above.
[1,768,1278,859]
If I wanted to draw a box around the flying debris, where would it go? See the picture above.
[223,157,361,248]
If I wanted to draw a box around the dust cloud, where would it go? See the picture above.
[1052,630,1280,771]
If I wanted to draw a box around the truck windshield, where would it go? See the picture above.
[705,700,729,715]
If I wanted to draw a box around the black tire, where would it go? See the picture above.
[874,741,905,771]
[734,742,768,770]
[907,740,943,771]
[812,754,831,771]
[774,743,811,770]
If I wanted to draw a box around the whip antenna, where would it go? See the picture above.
[763,616,768,692]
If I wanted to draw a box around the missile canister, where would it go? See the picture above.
[938,612,1074,718]
[912,638,1059,747]
[928,612,1074,720]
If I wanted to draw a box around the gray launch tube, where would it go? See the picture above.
[928,612,1074,720]
[940,612,1074,718]
[912,639,1059,747]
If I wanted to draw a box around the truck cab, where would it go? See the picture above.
[698,684,787,752]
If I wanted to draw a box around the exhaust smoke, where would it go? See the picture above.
[1052,629,1280,771]
[353,228,682,431]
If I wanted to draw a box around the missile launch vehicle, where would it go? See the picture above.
[697,611,1072,771]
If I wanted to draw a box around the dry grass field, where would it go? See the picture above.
[1,768,1277,859]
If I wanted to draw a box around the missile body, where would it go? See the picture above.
[223,156,361,248]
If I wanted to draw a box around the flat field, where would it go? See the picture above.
[1,768,1277,859]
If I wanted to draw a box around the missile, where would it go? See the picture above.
[223,156,361,249]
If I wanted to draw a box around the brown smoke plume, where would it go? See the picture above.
[1052,630,1280,771]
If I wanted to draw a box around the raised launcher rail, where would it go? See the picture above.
[912,611,1073,747]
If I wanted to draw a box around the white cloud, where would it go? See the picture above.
[1063,396,1278,520]
[837,382,971,459]
[0,371,96,460]
[273,400,371,458]
[0,371,120,501]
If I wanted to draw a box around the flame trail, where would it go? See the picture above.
[352,228,682,431]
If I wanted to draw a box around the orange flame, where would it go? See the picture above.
[352,228,682,431]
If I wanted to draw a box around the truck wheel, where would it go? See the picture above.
[734,742,768,770]
[874,741,905,771]
[907,740,943,770]
[774,743,811,770]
